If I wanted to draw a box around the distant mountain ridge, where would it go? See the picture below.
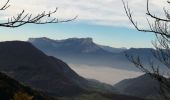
[28,37,157,71]
[29,37,112,54]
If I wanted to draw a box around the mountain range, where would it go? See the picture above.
[28,37,158,71]
[0,41,149,100]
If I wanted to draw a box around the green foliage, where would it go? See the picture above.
[11,91,33,100]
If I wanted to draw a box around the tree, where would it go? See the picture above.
[122,0,170,99]
[0,0,76,28]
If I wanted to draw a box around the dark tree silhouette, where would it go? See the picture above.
[0,0,76,28]
[123,0,170,99]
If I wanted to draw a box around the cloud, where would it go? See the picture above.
[0,0,166,28]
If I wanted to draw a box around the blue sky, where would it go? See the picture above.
[0,21,155,48]
[0,0,162,48]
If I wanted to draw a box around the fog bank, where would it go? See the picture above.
[69,64,143,85]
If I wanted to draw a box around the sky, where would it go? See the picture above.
[0,0,166,48]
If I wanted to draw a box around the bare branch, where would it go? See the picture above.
[122,0,170,38]
[0,0,10,10]
[0,0,77,28]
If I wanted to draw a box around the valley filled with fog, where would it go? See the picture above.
[69,64,143,85]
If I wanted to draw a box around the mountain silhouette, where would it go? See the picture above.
[0,41,151,100]
[114,74,162,99]
[29,37,158,71]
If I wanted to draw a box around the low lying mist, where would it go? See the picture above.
[69,64,143,85]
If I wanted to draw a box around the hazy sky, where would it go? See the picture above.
[0,0,165,48]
